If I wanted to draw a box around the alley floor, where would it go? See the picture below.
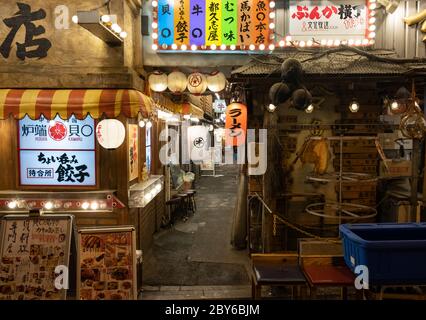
[141,165,251,300]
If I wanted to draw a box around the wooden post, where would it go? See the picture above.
[411,139,421,221]
[262,110,279,252]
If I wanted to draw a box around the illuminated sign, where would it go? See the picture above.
[153,0,276,51]
[19,115,96,186]
[287,0,376,46]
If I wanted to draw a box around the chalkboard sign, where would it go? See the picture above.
[0,214,74,300]
[77,226,137,300]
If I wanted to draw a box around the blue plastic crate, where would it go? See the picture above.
[340,223,426,285]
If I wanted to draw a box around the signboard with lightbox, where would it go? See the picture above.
[18,115,97,187]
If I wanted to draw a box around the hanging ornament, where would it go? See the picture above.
[280,58,303,85]
[291,87,312,111]
[225,102,247,147]
[269,82,291,106]
[399,82,426,139]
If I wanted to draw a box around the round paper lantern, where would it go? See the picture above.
[269,82,291,105]
[167,71,187,94]
[187,72,207,95]
[281,58,303,84]
[148,71,167,92]
[207,71,227,92]
[96,119,126,150]
[225,102,248,147]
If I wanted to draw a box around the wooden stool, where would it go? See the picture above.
[165,197,182,224]
[176,193,189,218]
[186,190,197,212]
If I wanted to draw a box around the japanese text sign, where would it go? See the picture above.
[154,0,274,50]
[225,102,247,147]
[0,215,73,300]
[19,115,96,187]
[288,0,371,42]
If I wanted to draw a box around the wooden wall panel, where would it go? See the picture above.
[0,117,17,190]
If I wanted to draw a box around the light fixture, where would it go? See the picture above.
[181,44,187,51]
[7,201,17,209]
[155,184,162,192]
[75,11,124,46]
[190,117,200,123]
[152,32,158,39]
[306,104,314,113]
[269,1,276,9]
[249,44,255,50]
[259,44,265,50]
[101,15,111,23]
[152,0,158,7]
[44,201,53,210]
[171,43,178,50]
[82,202,90,210]
[146,120,153,128]
[390,100,400,111]
[230,44,236,50]
[299,41,306,47]
[268,44,275,51]
[269,12,276,19]
[210,44,217,50]
[267,103,277,112]
[152,44,158,51]
[215,119,221,123]
[183,114,191,120]
[269,22,275,29]
[111,23,122,34]
[349,100,360,113]
[220,44,226,50]
[209,124,214,132]
[90,201,99,210]
[72,15,79,24]
[152,21,158,29]
[307,40,313,47]
[139,120,146,128]
[120,31,127,39]
[191,44,197,51]
[279,40,285,47]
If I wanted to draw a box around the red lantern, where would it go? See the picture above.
[225,103,247,147]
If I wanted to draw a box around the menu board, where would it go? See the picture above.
[77,227,137,300]
[0,215,74,300]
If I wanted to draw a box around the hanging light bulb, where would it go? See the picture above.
[209,124,214,132]
[349,100,360,113]
[82,202,90,210]
[267,104,277,112]
[44,201,54,210]
[152,44,158,51]
[146,120,153,128]
[390,100,400,111]
[139,120,146,128]
[230,44,236,50]
[306,104,314,113]
[7,201,17,209]
[101,15,111,23]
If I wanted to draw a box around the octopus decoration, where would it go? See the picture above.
[404,9,426,43]
[268,58,313,112]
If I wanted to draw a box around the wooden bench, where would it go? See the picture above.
[250,253,307,300]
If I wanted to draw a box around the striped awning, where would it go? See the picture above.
[0,89,154,120]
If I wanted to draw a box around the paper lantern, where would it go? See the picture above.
[148,71,167,92]
[167,71,187,94]
[187,72,207,95]
[96,119,126,150]
[225,103,247,147]
[207,71,227,93]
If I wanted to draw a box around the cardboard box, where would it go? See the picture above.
[380,160,412,177]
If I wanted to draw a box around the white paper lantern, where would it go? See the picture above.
[167,71,187,94]
[148,71,168,92]
[187,72,207,95]
[207,71,227,92]
[96,119,126,150]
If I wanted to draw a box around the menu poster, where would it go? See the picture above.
[77,227,137,300]
[0,215,74,300]
[128,124,139,182]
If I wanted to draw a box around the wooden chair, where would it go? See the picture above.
[250,253,307,300]
[298,238,360,300]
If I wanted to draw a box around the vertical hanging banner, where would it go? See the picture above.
[225,102,247,147]
[252,0,269,46]
[158,0,175,46]
[190,0,206,46]
[154,0,275,50]
[174,0,190,45]
[206,0,222,46]
[238,0,253,46]
[221,0,238,45]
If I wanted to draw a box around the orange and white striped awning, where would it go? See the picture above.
[0,89,153,120]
